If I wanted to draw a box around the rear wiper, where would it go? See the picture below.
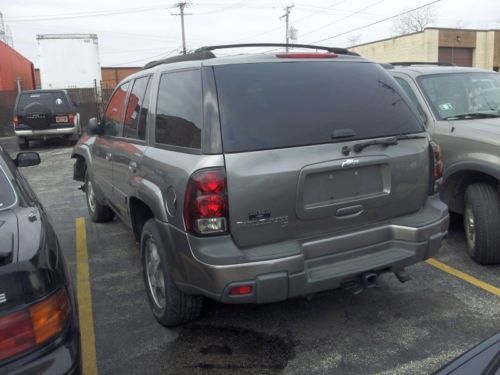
[352,134,427,154]
[443,112,500,120]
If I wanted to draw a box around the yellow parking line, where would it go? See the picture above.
[76,217,98,375]
[426,258,500,296]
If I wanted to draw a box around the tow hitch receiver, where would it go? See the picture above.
[343,272,379,295]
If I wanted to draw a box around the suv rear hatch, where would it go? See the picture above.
[16,91,73,131]
[213,60,430,248]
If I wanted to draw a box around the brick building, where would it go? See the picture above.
[349,27,500,71]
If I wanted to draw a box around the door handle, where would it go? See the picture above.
[128,161,137,173]
[105,152,112,161]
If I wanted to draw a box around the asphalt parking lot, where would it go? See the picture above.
[5,139,500,375]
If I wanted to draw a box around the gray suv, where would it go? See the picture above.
[72,44,449,326]
[389,63,500,265]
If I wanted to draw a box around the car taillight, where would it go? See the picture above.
[276,52,337,58]
[13,115,19,128]
[431,141,443,179]
[68,113,75,124]
[0,288,70,362]
[184,168,228,235]
[429,141,443,194]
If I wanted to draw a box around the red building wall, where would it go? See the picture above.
[0,40,35,91]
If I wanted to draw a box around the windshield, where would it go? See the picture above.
[418,73,500,120]
[0,166,17,210]
[214,62,424,153]
[17,92,71,113]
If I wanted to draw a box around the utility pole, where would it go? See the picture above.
[280,5,294,52]
[172,2,191,54]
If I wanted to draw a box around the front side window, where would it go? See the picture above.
[103,82,129,136]
[418,73,500,120]
[155,70,202,149]
[123,76,151,140]
[394,77,427,124]
[0,166,17,210]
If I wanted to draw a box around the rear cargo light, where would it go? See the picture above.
[184,168,228,235]
[68,113,75,124]
[429,141,443,194]
[276,52,337,58]
[0,288,70,362]
[229,285,253,296]
[13,115,19,128]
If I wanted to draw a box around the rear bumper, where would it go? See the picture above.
[161,195,449,304]
[1,326,81,375]
[15,127,76,138]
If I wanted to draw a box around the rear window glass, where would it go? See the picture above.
[0,166,16,210]
[17,92,70,112]
[214,62,424,152]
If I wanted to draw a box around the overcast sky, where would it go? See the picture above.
[2,0,500,67]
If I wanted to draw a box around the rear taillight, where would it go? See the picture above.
[13,115,19,128]
[68,113,75,124]
[184,168,228,235]
[276,52,337,58]
[0,288,70,362]
[429,141,443,194]
[432,141,443,179]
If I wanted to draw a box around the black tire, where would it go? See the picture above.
[141,218,203,327]
[17,137,29,150]
[85,171,115,223]
[464,183,500,265]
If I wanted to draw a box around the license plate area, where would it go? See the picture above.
[56,116,68,123]
[303,165,384,207]
[296,156,391,220]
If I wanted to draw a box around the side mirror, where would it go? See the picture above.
[15,152,41,167]
[87,117,100,135]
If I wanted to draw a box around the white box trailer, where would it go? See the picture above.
[37,34,102,89]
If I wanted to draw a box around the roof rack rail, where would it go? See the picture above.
[389,62,456,67]
[379,63,394,70]
[195,43,359,56]
[143,50,216,70]
[143,43,360,69]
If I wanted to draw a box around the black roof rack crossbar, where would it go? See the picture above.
[195,43,359,56]
[389,62,456,67]
[143,50,216,70]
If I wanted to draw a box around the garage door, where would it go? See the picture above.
[438,47,473,67]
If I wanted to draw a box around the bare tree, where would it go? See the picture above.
[392,4,435,35]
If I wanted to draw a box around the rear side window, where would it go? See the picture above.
[214,62,424,153]
[17,92,70,113]
[155,70,202,149]
[103,82,129,136]
[123,76,151,140]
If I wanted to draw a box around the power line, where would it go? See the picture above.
[172,2,192,54]
[3,5,170,22]
[299,0,385,39]
[311,0,441,44]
